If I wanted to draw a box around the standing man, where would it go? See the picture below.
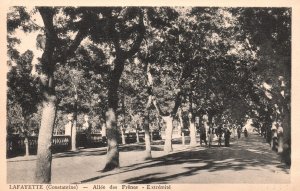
[237,126,241,139]
[199,123,207,146]
[224,128,231,147]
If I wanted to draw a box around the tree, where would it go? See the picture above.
[33,7,103,182]
[55,43,108,150]
[7,7,42,157]
[7,6,94,183]
[238,8,291,164]
[7,49,41,155]
[87,7,146,171]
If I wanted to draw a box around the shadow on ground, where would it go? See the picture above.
[75,134,289,184]
[54,145,164,159]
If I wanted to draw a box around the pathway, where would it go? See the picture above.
[7,133,290,184]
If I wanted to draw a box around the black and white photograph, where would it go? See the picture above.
[3,2,297,189]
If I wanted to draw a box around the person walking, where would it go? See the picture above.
[200,125,207,146]
[224,128,231,147]
[237,127,241,139]
[244,128,248,138]
[217,125,223,146]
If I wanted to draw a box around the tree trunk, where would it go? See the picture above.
[121,127,126,145]
[22,117,30,157]
[266,124,272,144]
[24,137,29,157]
[163,116,173,153]
[189,121,197,146]
[188,93,196,146]
[34,8,57,183]
[144,113,152,159]
[71,86,78,151]
[150,131,153,142]
[136,126,140,143]
[144,64,154,157]
[281,105,291,165]
[104,108,119,171]
[71,119,77,151]
[34,7,89,182]
[101,123,107,137]
[182,132,186,145]
[121,94,126,145]
[102,9,145,170]
[35,95,56,183]
[178,108,185,145]
[103,56,124,171]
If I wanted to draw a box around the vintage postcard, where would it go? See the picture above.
[1,0,299,191]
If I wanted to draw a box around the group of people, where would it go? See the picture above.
[198,124,248,147]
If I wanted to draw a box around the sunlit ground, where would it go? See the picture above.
[7,133,290,184]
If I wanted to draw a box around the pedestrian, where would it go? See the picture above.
[200,125,207,146]
[271,122,278,151]
[217,125,223,146]
[277,121,284,153]
[224,128,231,147]
[244,128,248,138]
[237,127,241,139]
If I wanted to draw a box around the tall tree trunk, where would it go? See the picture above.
[104,107,119,171]
[143,64,153,158]
[101,122,107,137]
[24,136,29,157]
[281,104,291,165]
[35,93,56,183]
[266,124,272,144]
[182,132,186,145]
[150,130,153,142]
[71,86,78,151]
[121,127,126,145]
[23,118,30,157]
[144,112,152,159]
[178,108,185,145]
[103,10,145,170]
[35,6,89,183]
[103,56,124,171]
[71,119,77,151]
[35,8,57,184]
[189,121,197,146]
[121,94,126,145]
[189,93,196,146]
[136,126,140,143]
[163,116,173,153]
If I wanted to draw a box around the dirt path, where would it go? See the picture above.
[7,133,290,184]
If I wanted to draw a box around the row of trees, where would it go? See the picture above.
[7,7,291,183]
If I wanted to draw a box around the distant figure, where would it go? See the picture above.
[199,125,207,146]
[237,127,242,139]
[224,128,231,147]
[277,122,284,153]
[217,125,223,146]
[244,128,248,138]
